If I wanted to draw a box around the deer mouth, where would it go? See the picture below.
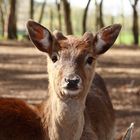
[65,84,79,91]
[61,86,83,97]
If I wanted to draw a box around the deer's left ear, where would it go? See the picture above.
[93,24,122,55]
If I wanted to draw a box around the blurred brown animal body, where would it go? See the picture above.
[0,21,123,140]
[0,98,46,140]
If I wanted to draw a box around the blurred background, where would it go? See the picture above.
[0,0,140,139]
[0,0,140,45]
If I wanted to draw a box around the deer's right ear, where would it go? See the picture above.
[26,20,53,53]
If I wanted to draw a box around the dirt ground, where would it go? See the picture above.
[0,41,139,139]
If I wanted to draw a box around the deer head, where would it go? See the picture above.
[26,20,121,101]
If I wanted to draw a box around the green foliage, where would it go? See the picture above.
[116,31,140,45]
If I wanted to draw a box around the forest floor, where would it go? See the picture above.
[0,41,139,139]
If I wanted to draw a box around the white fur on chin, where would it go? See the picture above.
[62,88,82,96]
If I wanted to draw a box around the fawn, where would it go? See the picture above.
[0,20,133,140]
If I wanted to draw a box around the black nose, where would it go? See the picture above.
[65,76,81,90]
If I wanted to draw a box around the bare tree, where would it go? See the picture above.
[95,0,104,30]
[99,0,104,28]
[7,0,17,39]
[56,0,62,30]
[61,0,73,34]
[129,0,139,45]
[82,0,91,34]
[0,2,5,37]
[38,0,46,24]
[49,8,53,31]
[30,0,34,19]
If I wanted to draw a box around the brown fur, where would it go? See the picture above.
[0,98,46,140]
[38,36,115,140]
[0,21,123,140]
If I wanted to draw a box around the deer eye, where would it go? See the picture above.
[51,53,59,63]
[86,56,94,65]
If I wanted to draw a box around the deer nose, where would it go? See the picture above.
[64,75,81,90]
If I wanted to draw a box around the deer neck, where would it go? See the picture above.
[42,86,85,140]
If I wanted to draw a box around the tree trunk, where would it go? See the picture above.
[95,0,104,30]
[7,0,17,39]
[61,0,73,34]
[30,0,34,19]
[49,8,53,31]
[0,4,5,37]
[56,0,62,30]
[99,0,104,28]
[132,6,139,45]
[82,0,91,34]
[95,0,99,31]
[129,0,139,45]
[38,0,46,24]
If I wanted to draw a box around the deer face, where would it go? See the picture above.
[27,21,121,100]
[47,36,97,100]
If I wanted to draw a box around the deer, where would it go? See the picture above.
[0,20,134,140]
